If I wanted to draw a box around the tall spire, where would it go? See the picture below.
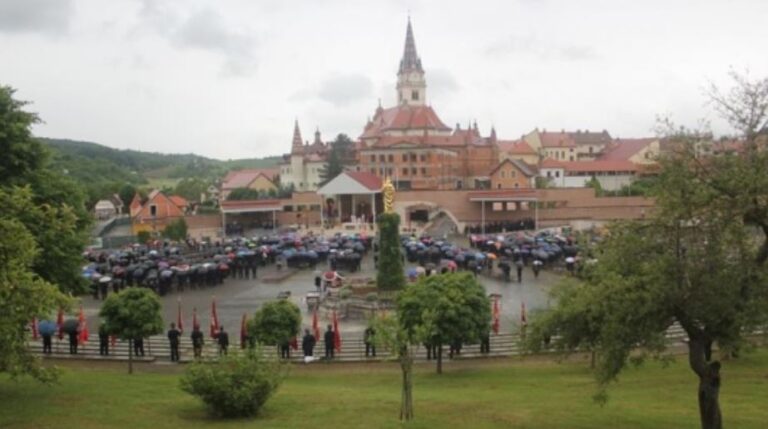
[291,119,303,154]
[399,17,423,74]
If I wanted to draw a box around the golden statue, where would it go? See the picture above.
[382,176,395,213]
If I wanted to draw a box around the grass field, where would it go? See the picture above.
[1,351,767,429]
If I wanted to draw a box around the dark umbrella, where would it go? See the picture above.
[62,319,79,334]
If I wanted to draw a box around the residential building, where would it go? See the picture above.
[130,190,188,235]
[525,129,612,161]
[94,199,117,220]
[540,159,638,191]
[489,159,536,189]
[220,168,280,200]
[599,138,660,165]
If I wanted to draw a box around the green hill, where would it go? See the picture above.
[39,137,282,206]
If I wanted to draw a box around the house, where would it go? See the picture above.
[220,168,280,200]
[489,159,536,190]
[280,123,329,192]
[130,190,189,236]
[540,159,639,191]
[525,129,612,161]
[497,139,539,165]
[94,199,117,220]
[110,193,124,215]
[599,138,660,165]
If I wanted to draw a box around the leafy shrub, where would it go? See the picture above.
[339,286,352,300]
[180,350,285,418]
[365,292,378,302]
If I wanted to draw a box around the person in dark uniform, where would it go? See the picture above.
[324,325,335,360]
[167,323,181,362]
[217,327,229,356]
[314,275,322,293]
[302,329,316,358]
[133,337,145,357]
[42,332,53,354]
[516,259,524,283]
[99,279,109,300]
[98,323,110,356]
[191,326,204,359]
[480,333,491,354]
[279,339,291,359]
[364,326,376,358]
[68,330,78,354]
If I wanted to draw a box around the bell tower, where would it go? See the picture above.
[396,18,426,106]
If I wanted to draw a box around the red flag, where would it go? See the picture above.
[110,335,117,347]
[312,309,320,340]
[521,302,528,326]
[78,305,89,345]
[177,299,184,334]
[56,308,64,340]
[210,298,219,338]
[240,313,248,349]
[332,310,341,352]
[192,307,200,330]
[290,336,298,350]
[31,318,39,340]
[492,298,500,335]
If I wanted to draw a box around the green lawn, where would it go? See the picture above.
[1,351,767,429]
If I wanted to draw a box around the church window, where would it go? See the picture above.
[497,183,502,189]
[150,205,157,217]
[411,90,419,101]
[387,168,393,176]
[402,168,408,176]
[589,146,593,154]
[510,170,516,178]
[514,183,519,189]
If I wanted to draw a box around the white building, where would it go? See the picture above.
[540,159,639,191]
[280,121,329,192]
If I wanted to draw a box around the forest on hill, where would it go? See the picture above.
[40,138,281,207]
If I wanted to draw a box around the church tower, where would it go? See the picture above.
[396,18,426,106]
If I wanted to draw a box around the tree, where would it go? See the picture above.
[398,272,491,374]
[584,176,604,196]
[0,188,70,382]
[376,213,405,291]
[174,177,208,202]
[526,72,768,429]
[0,86,90,294]
[118,183,138,210]
[318,134,353,184]
[371,314,416,421]
[100,288,164,374]
[163,218,188,241]
[247,300,301,349]
[227,187,262,201]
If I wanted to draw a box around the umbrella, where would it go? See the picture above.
[486,253,498,260]
[99,276,112,283]
[38,320,57,336]
[407,268,418,278]
[61,319,79,334]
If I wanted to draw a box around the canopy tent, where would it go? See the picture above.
[467,190,539,234]
[220,199,283,234]
[316,172,383,226]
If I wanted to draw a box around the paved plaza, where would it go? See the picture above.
[80,252,557,338]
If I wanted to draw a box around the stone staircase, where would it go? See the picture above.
[27,324,694,364]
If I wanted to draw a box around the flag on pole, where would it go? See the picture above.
[332,310,341,352]
[110,335,117,347]
[312,308,320,340]
[210,298,219,338]
[520,302,528,327]
[192,307,200,331]
[492,298,500,335]
[290,336,298,350]
[240,313,248,349]
[78,305,89,345]
[57,308,64,340]
[31,318,39,340]
[177,298,184,334]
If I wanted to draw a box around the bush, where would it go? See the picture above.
[136,230,151,244]
[365,292,378,302]
[339,286,352,300]
[180,350,285,418]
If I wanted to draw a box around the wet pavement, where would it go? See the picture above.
[80,253,557,337]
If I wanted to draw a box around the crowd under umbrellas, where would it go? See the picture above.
[402,229,583,282]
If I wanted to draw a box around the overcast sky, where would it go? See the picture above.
[1,0,767,159]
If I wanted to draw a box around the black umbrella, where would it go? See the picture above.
[62,319,79,334]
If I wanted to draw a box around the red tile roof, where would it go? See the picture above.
[540,159,568,169]
[360,104,451,139]
[560,160,638,173]
[220,199,283,210]
[345,171,383,191]
[539,131,577,148]
[222,168,280,190]
[169,195,189,208]
[599,138,657,161]
[498,139,536,155]
[488,159,536,177]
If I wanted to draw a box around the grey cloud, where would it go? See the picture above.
[428,68,460,96]
[172,9,258,76]
[315,74,374,107]
[485,34,598,61]
[0,0,73,35]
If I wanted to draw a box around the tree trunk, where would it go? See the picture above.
[436,343,443,374]
[400,349,414,421]
[128,338,134,375]
[689,337,722,429]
